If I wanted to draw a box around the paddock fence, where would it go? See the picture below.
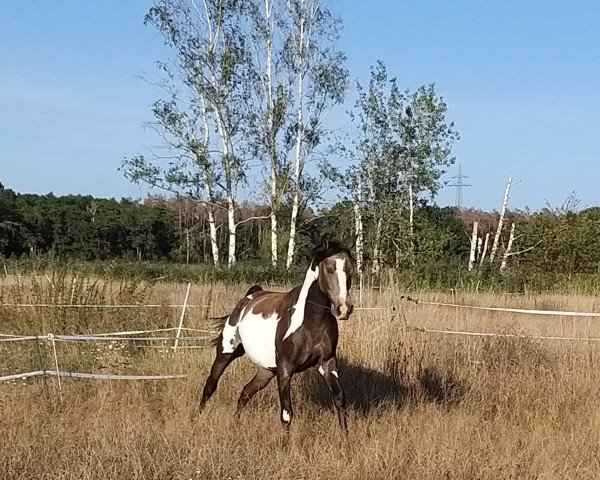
[3,284,600,389]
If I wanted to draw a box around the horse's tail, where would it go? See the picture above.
[208,314,229,347]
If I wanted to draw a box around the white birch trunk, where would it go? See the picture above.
[408,181,414,256]
[203,3,236,267]
[480,232,490,265]
[207,208,219,266]
[271,194,278,266]
[500,223,516,273]
[490,176,512,263]
[199,92,220,267]
[285,0,306,270]
[372,216,383,275]
[468,221,478,271]
[227,196,236,267]
[477,236,483,262]
[266,0,278,267]
[353,176,364,274]
[213,102,236,267]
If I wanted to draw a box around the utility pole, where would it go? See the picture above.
[449,163,471,208]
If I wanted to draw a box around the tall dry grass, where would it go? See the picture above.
[1,275,600,479]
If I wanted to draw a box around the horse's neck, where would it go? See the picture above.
[307,282,329,311]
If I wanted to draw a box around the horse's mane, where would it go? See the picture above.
[309,240,352,270]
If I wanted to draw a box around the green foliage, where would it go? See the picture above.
[515,207,600,275]
[1,191,175,261]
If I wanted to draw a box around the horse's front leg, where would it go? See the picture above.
[276,365,294,440]
[319,356,347,433]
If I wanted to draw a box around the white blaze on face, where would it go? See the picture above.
[282,409,291,422]
[335,258,347,307]
[283,265,319,340]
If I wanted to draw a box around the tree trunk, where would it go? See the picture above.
[205,208,217,265]
[265,0,279,268]
[490,176,512,263]
[500,223,516,273]
[227,195,236,267]
[214,107,236,267]
[468,221,478,271]
[408,181,414,258]
[353,178,364,275]
[286,0,307,270]
[480,232,490,265]
[372,216,383,275]
[198,91,220,267]
[186,228,190,264]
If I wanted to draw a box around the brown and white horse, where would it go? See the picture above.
[196,240,355,433]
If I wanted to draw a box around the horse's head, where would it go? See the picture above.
[310,237,355,321]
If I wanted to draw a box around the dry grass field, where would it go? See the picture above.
[2,273,600,479]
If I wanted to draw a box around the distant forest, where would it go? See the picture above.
[2,183,600,289]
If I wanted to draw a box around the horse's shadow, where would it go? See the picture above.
[298,357,466,413]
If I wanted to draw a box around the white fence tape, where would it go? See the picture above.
[50,334,212,342]
[0,335,39,342]
[0,371,45,382]
[0,329,217,343]
[0,370,186,383]
[0,303,209,308]
[417,300,600,317]
[4,300,600,317]
[406,326,600,342]
[93,327,214,336]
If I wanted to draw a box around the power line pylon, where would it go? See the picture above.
[449,163,471,208]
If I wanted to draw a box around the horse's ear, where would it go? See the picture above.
[320,234,329,250]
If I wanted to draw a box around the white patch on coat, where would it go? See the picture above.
[318,365,325,376]
[221,317,238,354]
[332,370,338,378]
[246,294,253,299]
[238,309,280,369]
[283,266,319,340]
[282,409,290,422]
[335,258,347,306]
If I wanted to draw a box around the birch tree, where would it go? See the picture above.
[283,0,348,269]
[346,62,459,273]
[123,0,254,267]
[246,0,294,267]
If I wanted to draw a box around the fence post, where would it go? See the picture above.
[48,334,63,403]
[173,283,192,352]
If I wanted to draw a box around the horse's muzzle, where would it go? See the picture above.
[335,304,354,321]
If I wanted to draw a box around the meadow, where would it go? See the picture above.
[1,272,600,479]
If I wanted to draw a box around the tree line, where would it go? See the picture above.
[3,182,600,287]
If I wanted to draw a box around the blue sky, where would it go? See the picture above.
[2,1,599,211]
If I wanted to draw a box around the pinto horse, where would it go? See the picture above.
[196,240,355,433]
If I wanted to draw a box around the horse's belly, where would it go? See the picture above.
[238,311,279,369]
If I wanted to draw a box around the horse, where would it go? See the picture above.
[196,239,355,434]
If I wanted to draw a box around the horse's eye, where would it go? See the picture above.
[326,268,335,275]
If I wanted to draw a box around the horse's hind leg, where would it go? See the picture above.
[196,341,244,415]
[235,368,275,419]
[319,356,347,432]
